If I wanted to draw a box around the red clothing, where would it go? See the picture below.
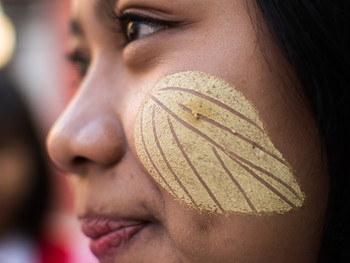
[39,238,70,263]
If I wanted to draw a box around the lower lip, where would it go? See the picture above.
[89,224,146,261]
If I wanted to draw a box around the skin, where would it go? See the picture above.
[47,0,329,262]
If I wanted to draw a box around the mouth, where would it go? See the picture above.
[80,217,150,261]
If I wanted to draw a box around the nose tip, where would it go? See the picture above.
[47,113,126,174]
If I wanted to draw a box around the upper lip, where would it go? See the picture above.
[80,216,150,239]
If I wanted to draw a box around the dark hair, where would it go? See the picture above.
[0,71,51,238]
[253,1,350,262]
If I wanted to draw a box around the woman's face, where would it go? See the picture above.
[47,0,328,262]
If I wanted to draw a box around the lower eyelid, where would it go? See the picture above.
[122,28,180,68]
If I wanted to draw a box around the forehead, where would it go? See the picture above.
[71,0,222,19]
[71,0,114,20]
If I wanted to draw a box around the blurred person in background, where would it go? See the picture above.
[1,0,98,261]
[0,72,70,263]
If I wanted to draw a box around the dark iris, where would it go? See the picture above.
[125,20,163,43]
[126,21,140,42]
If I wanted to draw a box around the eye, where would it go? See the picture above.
[126,20,165,42]
[66,51,90,78]
[119,13,174,44]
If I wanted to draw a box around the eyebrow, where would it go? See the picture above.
[69,0,118,37]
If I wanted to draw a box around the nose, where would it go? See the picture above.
[47,80,126,174]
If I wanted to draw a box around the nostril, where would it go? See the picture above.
[73,156,89,165]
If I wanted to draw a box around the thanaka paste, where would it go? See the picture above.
[134,71,304,215]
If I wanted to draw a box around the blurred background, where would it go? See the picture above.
[1,0,96,262]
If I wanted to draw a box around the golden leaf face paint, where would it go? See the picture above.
[134,71,305,215]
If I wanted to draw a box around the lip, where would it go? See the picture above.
[80,217,149,261]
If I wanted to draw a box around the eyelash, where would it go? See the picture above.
[67,12,175,79]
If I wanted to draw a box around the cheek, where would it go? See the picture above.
[134,71,304,215]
